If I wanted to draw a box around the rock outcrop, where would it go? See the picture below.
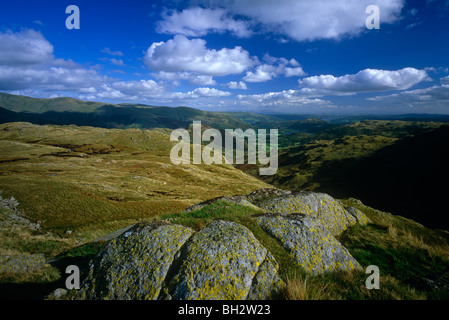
[256,191,368,236]
[80,220,283,300]
[159,220,282,300]
[80,223,194,300]
[79,188,371,300]
[256,214,360,274]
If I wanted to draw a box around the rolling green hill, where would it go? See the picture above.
[0,92,104,113]
[0,92,249,130]
[0,122,270,238]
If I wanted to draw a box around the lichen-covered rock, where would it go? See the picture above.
[79,223,195,300]
[256,191,362,236]
[80,220,283,300]
[246,250,284,300]
[0,192,41,231]
[160,220,282,300]
[345,206,372,225]
[257,215,361,275]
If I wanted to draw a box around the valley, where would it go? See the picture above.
[1,93,449,300]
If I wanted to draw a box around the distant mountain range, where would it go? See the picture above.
[3,92,449,130]
[0,92,249,130]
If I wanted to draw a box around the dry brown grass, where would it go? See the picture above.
[0,122,270,241]
[282,272,332,300]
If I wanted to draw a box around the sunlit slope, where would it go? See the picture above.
[0,122,270,234]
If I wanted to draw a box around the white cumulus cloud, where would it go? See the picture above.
[0,29,54,66]
[188,75,217,86]
[369,84,449,103]
[101,47,124,56]
[243,55,305,82]
[153,71,217,86]
[298,68,428,95]
[226,81,247,90]
[0,30,105,92]
[237,89,333,108]
[440,75,449,84]
[144,35,254,76]
[157,7,252,38]
[181,0,405,41]
[366,84,449,113]
[172,87,232,99]
[109,58,124,66]
[0,63,105,92]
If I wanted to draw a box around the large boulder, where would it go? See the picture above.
[256,191,369,236]
[80,222,195,300]
[160,220,283,300]
[257,214,361,275]
[80,220,283,300]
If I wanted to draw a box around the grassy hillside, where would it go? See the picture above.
[239,120,449,230]
[1,120,449,300]
[315,124,449,231]
[0,121,271,298]
[0,122,270,242]
[1,94,449,300]
[0,92,104,113]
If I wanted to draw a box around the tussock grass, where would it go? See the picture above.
[282,269,426,300]
[0,264,61,284]
[282,271,331,300]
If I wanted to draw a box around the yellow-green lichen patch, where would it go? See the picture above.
[79,223,194,300]
[345,206,372,225]
[257,191,368,236]
[160,220,282,300]
[256,215,361,275]
[246,251,284,300]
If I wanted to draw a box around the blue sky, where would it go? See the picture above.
[1,0,449,114]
